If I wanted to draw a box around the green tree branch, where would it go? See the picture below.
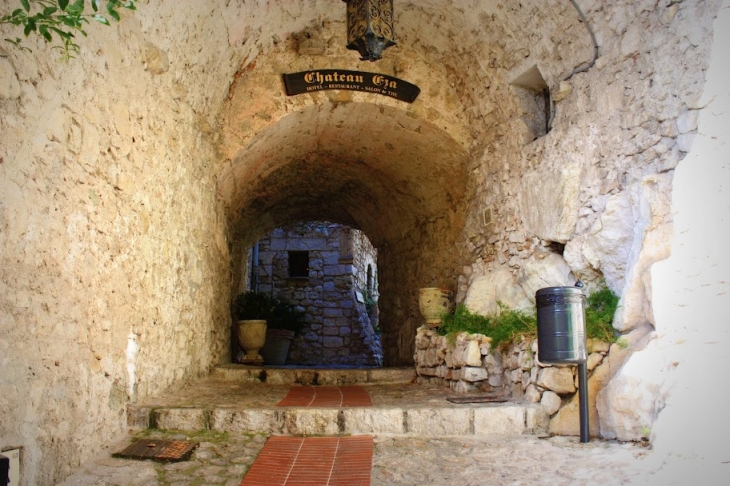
[1,0,137,60]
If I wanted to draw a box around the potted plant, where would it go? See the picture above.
[260,299,306,365]
[232,292,279,365]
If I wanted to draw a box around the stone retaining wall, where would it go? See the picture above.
[414,326,616,437]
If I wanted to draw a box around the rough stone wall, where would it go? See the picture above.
[414,326,649,438]
[253,223,381,366]
[454,0,723,442]
[605,2,730,476]
[0,3,245,484]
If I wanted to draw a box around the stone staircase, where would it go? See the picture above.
[127,365,549,438]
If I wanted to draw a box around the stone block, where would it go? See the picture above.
[541,390,561,416]
[417,366,438,377]
[524,384,541,403]
[525,405,550,434]
[342,408,404,434]
[323,336,343,348]
[451,380,478,393]
[127,406,151,430]
[473,406,526,436]
[209,409,278,434]
[462,366,489,382]
[465,340,482,366]
[316,369,368,385]
[262,369,298,385]
[488,374,503,387]
[154,408,207,431]
[537,367,576,395]
[425,348,441,367]
[367,368,416,384]
[518,161,582,243]
[587,352,603,371]
[283,409,340,435]
[323,326,340,336]
[519,351,534,371]
[323,308,343,318]
[406,408,473,436]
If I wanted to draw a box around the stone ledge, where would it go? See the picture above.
[133,403,547,438]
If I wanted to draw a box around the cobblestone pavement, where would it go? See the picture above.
[57,429,679,486]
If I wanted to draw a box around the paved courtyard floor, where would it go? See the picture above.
[56,428,729,486]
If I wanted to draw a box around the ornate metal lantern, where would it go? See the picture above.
[344,0,396,61]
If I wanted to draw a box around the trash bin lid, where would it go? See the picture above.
[535,286,584,297]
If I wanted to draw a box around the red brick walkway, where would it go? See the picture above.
[239,436,373,486]
[275,386,373,407]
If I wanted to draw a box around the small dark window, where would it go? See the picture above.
[366,265,373,296]
[288,251,309,278]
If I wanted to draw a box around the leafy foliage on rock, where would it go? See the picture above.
[438,285,620,348]
[1,0,137,59]
[439,303,537,349]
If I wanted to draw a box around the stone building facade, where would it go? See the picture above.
[1,1,729,484]
[250,222,381,366]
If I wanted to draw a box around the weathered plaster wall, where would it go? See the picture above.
[0,3,243,484]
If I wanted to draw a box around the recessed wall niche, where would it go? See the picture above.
[510,65,551,143]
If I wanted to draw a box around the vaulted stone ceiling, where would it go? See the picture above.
[212,1,596,364]
[217,0,593,241]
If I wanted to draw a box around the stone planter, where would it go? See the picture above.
[237,320,267,365]
[418,287,454,327]
[260,329,295,365]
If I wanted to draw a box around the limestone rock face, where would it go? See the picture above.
[564,191,634,291]
[518,161,582,244]
[517,253,575,304]
[596,329,666,441]
[612,175,673,332]
[464,268,531,315]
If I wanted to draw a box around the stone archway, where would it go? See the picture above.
[219,101,470,365]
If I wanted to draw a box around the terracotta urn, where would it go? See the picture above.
[418,288,454,327]
[237,319,267,365]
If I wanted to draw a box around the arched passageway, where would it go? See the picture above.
[220,101,470,365]
[4,1,725,482]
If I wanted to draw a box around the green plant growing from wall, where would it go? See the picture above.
[1,0,137,60]
[438,285,620,349]
[584,286,620,343]
[439,302,537,349]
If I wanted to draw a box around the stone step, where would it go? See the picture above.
[212,365,416,385]
[133,401,548,438]
[128,371,549,439]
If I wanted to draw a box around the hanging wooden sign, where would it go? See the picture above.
[282,69,420,103]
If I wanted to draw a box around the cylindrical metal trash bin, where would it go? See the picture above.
[536,286,587,364]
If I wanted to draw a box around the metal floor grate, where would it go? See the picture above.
[113,439,198,462]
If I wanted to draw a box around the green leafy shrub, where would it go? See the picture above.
[2,0,138,59]
[585,286,620,343]
[232,291,306,334]
[438,286,620,348]
[439,303,537,349]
